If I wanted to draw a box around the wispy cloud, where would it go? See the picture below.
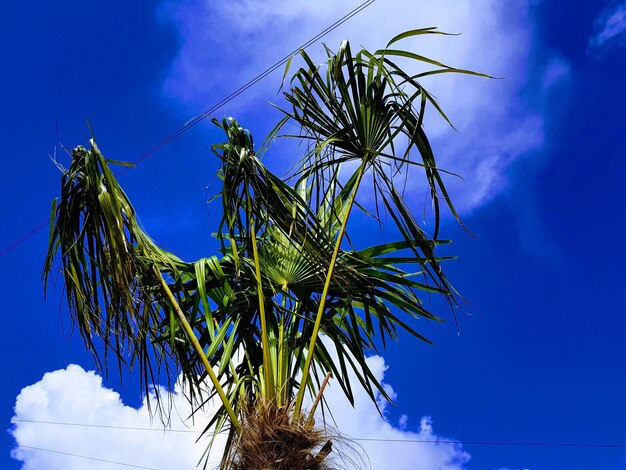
[589,1,626,54]
[158,0,567,213]
[541,53,571,92]
[11,356,469,469]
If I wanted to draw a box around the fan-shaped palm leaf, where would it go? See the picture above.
[276,28,485,413]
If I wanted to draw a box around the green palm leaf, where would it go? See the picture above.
[44,28,485,468]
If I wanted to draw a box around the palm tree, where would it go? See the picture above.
[44,28,485,469]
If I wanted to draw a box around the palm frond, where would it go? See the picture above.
[43,139,240,431]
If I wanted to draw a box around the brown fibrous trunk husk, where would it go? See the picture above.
[226,399,333,470]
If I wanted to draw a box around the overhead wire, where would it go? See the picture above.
[6,418,200,434]
[348,437,626,449]
[0,441,161,470]
[0,0,377,260]
[4,418,626,450]
[0,220,50,259]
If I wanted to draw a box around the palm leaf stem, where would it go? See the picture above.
[248,196,275,401]
[277,315,285,407]
[155,269,241,432]
[293,158,367,416]
[306,371,332,425]
[276,288,288,407]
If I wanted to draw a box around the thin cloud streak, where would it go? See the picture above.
[589,1,626,54]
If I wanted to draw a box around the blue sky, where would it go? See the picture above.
[2,1,626,469]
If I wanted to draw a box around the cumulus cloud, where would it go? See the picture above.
[319,355,470,470]
[11,357,469,469]
[10,365,223,470]
[158,0,565,213]
[589,1,626,54]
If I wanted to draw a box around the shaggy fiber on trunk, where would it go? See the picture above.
[226,401,335,470]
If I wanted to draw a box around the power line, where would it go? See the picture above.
[1,441,161,470]
[6,418,201,434]
[0,0,376,260]
[0,220,49,258]
[116,0,376,175]
[349,437,626,449]
[5,418,626,450]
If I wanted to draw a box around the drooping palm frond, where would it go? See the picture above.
[43,139,241,432]
[44,142,176,382]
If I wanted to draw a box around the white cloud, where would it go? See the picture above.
[10,365,223,470]
[158,0,565,213]
[11,358,469,469]
[589,2,626,54]
[319,355,470,470]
